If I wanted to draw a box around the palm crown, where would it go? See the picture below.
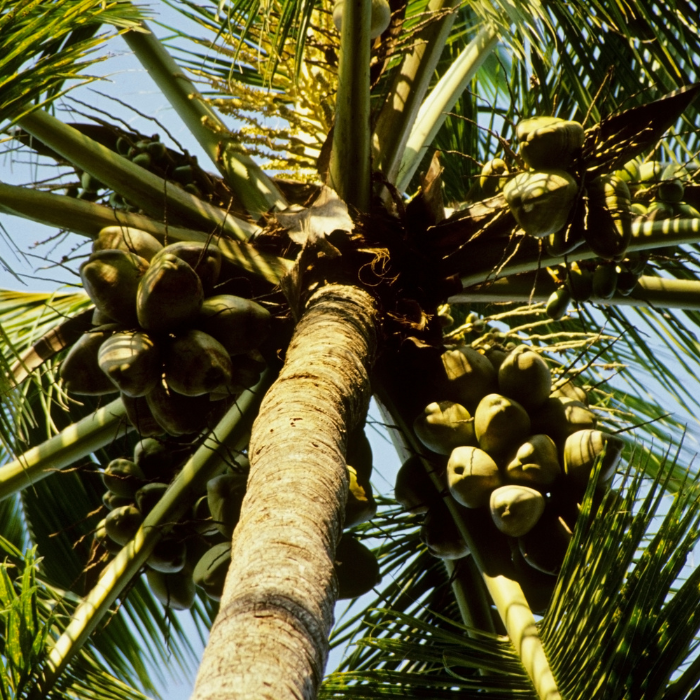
[2,1,700,699]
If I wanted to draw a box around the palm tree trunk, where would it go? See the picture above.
[192,282,379,700]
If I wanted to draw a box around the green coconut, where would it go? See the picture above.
[345,465,377,529]
[136,253,204,333]
[60,330,119,395]
[504,170,578,238]
[447,446,501,509]
[490,485,545,537]
[147,537,187,574]
[94,518,122,555]
[530,397,597,446]
[102,491,133,511]
[592,263,618,299]
[93,226,163,261]
[420,501,470,560]
[146,382,216,436]
[121,394,163,437]
[135,482,168,516]
[98,331,160,397]
[585,175,632,260]
[550,380,588,404]
[546,286,571,320]
[195,295,272,356]
[80,249,149,326]
[102,458,146,497]
[163,329,233,397]
[333,0,391,39]
[193,542,231,601]
[518,509,572,575]
[394,454,437,515]
[479,158,509,197]
[413,401,476,455]
[152,241,222,295]
[146,568,196,610]
[104,505,143,546]
[207,472,247,539]
[516,117,584,170]
[497,347,551,411]
[505,434,561,487]
[91,307,115,325]
[192,495,219,537]
[347,427,373,482]
[474,393,531,458]
[563,429,625,492]
[438,346,498,412]
[335,534,382,599]
[566,262,593,302]
[133,437,192,480]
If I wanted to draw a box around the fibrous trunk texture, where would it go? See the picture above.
[192,283,378,700]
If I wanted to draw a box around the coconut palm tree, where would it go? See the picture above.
[2,0,700,699]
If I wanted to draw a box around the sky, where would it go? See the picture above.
[3,3,700,698]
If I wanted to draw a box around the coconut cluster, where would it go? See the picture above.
[60,226,272,437]
[395,343,624,596]
[545,159,700,318]
[94,430,380,608]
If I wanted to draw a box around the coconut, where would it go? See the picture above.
[347,427,373,482]
[195,295,272,356]
[490,485,545,537]
[94,518,123,555]
[518,509,572,575]
[193,542,231,601]
[135,483,168,516]
[80,249,149,326]
[420,501,470,560]
[146,568,196,610]
[335,534,382,599]
[121,394,163,437]
[102,458,146,497]
[345,465,377,528]
[438,347,497,412]
[413,401,476,455]
[192,495,219,537]
[152,241,222,294]
[91,307,115,326]
[550,380,588,404]
[147,537,187,574]
[60,330,119,395]
[516,117,584,170]
[136,253,204,333]
[133,438,189,481]
[592,263,618,299]
[93,226,163,261]
[484,346,509,372]
[505,435,561,488]
[164,330,233,397]
[447,446,501,509]
[563,429,625,492]
[104,505,143,545]
[474,394,531,458]
[394,454,437,515]
[498,347,551,411]
[102,491,133,511]
[207,472,247,539]
[98,331,160,397]
[530,397,597,446]
[333,0,391,39]
[504,170,578,238]
[146,381,216,436]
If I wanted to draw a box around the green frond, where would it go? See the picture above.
[0,0,147,133]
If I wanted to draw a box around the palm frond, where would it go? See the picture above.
[0,0,146,133]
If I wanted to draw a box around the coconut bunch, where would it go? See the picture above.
[616,158,700,222]
[70,133,206,209]
[95,428,380,608]
[94,437,248,608]
[482,117,637,264]
[60,226,272,437]
[395,343,624,608]
[545,252,650,319]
